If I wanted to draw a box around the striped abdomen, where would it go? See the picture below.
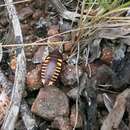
[41,50,63,86]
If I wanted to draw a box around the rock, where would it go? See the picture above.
[10,56,16,71]
[101,48,113,65]
[51,116,72,130]
[85,61,103,77]
[96,62,130,90]
[21,24,32,35]
[48,25,59,36]
[82,60,104,77]
[32,46,49,64]
[67,87,78,100]
[31,87,69,120]
[61,64,83,86]
[32,10,42,20]
[47,25,62,43]
[96,64,115,86]
[59,20,72,41]
[26,65,42,90]
[18,7,33,21]
[59,20,72,32]
[112,53,130,89]
[70,105,83,128]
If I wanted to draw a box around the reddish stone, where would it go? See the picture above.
[26,65,42,90]
[31,87,69,120]
[101,48,113,65]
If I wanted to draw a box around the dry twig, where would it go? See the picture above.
[101,89,130,130]
[1,0,26,130]
[103,93,129,130]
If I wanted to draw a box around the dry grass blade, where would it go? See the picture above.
[73,1,97,130]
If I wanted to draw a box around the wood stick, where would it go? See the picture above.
[103,93,129,130]
[1,0,26,130]
[101,89,130,130]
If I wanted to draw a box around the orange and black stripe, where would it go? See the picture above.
[41,50,63,86]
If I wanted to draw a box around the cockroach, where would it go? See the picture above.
[41,49,63,86]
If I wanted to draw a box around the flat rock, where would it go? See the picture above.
[31,87,69,120]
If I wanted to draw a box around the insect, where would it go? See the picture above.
[41,49,63,86]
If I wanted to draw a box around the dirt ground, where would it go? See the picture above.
[1,0,130,130]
